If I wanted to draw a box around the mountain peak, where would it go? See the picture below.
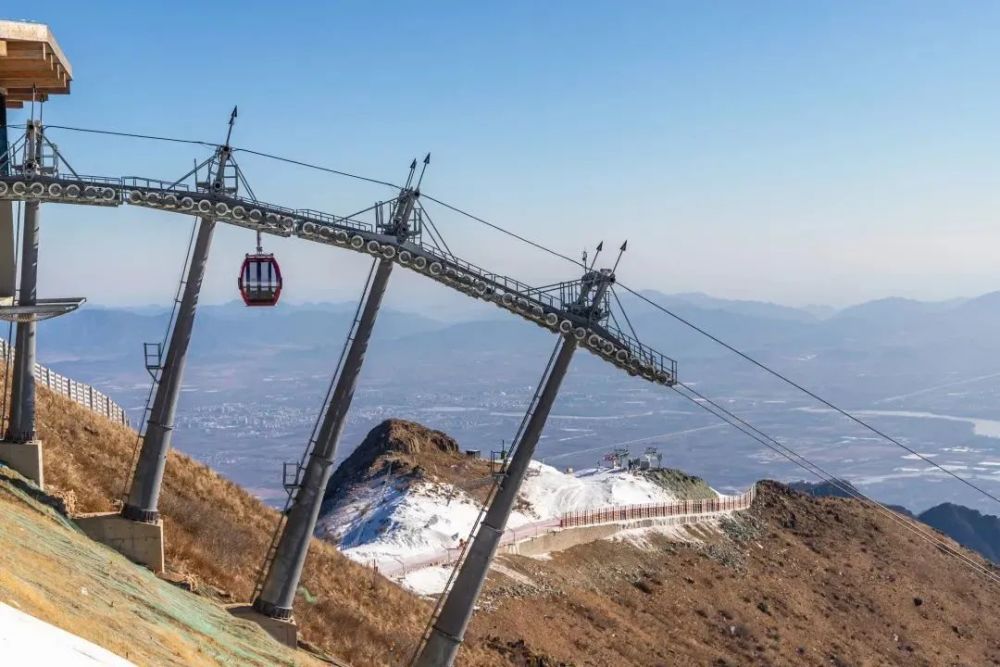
[322,419,469,508]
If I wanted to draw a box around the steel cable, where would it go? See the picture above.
[618,283,1000,508]
[411,196,1000,509]
[670,382,1000,585]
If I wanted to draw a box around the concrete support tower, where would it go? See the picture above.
[0,88,13,296]
[6,130,40,443]
[121,185,223,523]
[417,261,617,666]
[3,123,42,479]
[78,146,232,573]
[415,336,577,667]
[233,188,419,646]
[0,21,74,487]
[254,258,393,617]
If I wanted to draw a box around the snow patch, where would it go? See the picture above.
[318,479,533,565]
[612,518,720,549]
[0,602,135,666]
[517,462,678,519]
[321,459,700,595]
[400,566,454,597]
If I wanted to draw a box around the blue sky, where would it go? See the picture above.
[8,2,1000,313]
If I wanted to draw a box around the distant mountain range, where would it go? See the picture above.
[919,503,1000,563]
[40,288,1000,370]
[34,286,1000,425]
[788,479,915,517]
[790,479,1000,564]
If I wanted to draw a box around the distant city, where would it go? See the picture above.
[40,291,1000,513]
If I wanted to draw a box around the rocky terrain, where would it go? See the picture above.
[792,478,1000,565]
[465,482,1000,666]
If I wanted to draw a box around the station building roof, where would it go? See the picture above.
[0,20,72,108]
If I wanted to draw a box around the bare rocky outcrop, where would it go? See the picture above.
[322,418,492,509]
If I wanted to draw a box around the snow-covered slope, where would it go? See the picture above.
[0,602,135,666]
[319,477,533,565]
[318,460,687,576]
[518,463,682,517]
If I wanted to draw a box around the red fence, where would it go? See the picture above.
[374,486,756,576]
[559,485,756,528]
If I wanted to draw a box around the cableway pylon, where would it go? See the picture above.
[414,250,625,666]
[0,111,680,646]
[243,166,422,643]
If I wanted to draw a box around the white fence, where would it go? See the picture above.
[0,339,130,427]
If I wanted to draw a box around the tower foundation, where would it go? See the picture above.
[228,604,298,647]
[75,512,164,573]
[0,438,42,487]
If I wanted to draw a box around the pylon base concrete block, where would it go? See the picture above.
[0,439,43,488]
[75,512,165,573]
[227,604,298,648]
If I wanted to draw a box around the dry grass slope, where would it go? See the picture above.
[31,382,433,666]
[23,378,996,666]
[0,466,322,667]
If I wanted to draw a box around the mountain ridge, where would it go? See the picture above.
[789,479,1000,565]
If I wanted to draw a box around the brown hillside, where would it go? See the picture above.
[466,481,1000,666]
[0,465,324,667]
[20,381,1000,666]
[29,383,435,666]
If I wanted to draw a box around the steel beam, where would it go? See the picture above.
[5,198,37,442]
[0,89,8,175]
[122,214,216,522]
[415,336,578,667]
[253,258,394,619]
[0,89,13,304]
[5,120,40,443]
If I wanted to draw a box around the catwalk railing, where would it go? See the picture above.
[374,486,755,577]
[0,173,678,388]
[0,339,130,427]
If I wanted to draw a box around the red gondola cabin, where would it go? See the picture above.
[238,253,283,306]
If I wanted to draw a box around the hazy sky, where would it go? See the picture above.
[9,2,1000,314]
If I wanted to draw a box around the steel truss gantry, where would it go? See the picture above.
[0,143,677,388]
[0,123,679,645]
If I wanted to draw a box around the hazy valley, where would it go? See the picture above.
[39,290,1000,514]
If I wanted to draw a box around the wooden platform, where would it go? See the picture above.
[0,21,72,108]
